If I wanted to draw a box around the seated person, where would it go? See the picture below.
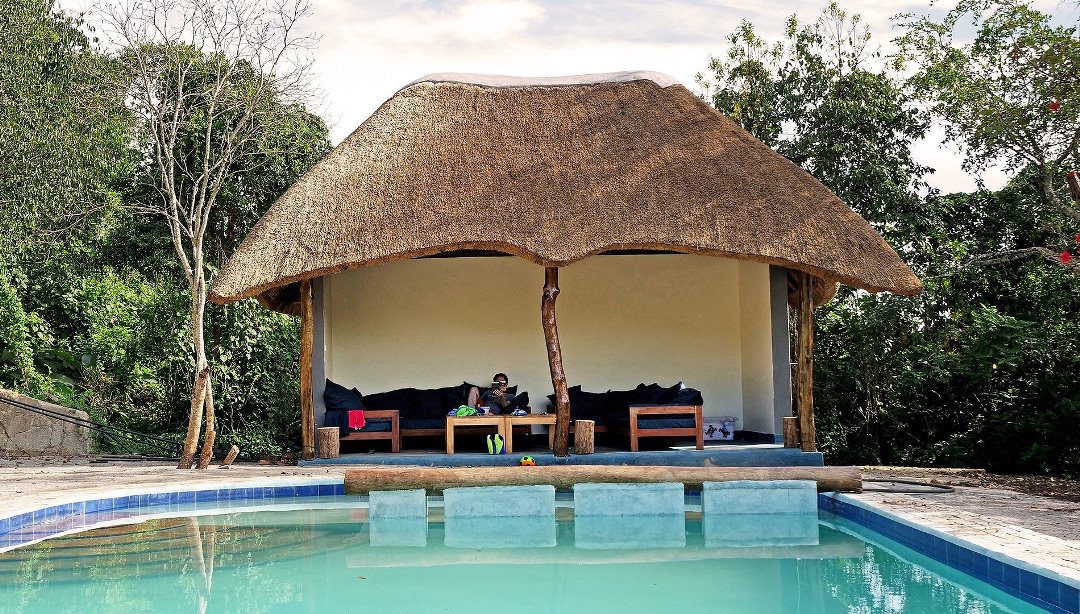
[468,373,528,415]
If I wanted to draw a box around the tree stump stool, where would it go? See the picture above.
[317,427,340,459]
[782,417,800,448]
[574,420,595,454]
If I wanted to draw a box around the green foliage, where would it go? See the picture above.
[0,1,329,458]
[703,2,1080,477]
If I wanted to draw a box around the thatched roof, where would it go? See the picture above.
[210,71,922,311]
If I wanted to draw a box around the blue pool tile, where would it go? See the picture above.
[987,557,1004,583]
[0,518,10,535]
[194,490,217,503]
[1002,563,1020,589]
[296,485,318,497]
[317,483,335,496]
[1056,582,1079,613]
[958,547,975,572]
[1019,569,1040,596]
[148,492,169,506]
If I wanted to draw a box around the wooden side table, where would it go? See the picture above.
[501,414,556,454]
[445,415,505,454]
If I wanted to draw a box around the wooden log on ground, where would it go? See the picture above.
[345,465,860,495]
[195,430,216,469]
[574,420,595,454]
[318,427,340,459]
[218,445,239,468]
[782,417,800,448]
[299,279,315,460]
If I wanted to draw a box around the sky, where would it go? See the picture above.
[297,0,1018,194]
[69,0,1074,194]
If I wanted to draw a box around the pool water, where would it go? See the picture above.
[0,501,1048,613]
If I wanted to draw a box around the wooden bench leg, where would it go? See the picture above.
[695,406,704,450]
[445,420,455,454]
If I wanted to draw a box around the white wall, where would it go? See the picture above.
[324,255,775,431]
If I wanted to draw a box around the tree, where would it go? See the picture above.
[698,3,931,246]
[898,0,1080,271]
[101,0,316,468]
[0,0,131,397]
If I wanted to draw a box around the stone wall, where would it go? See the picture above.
[0,388,91,456]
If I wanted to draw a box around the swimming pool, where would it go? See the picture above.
[0,494,1057,613]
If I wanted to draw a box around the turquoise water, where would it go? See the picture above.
[0,502,1047,613]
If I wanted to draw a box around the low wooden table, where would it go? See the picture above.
[502,414,556,454]
[445,415,505,454]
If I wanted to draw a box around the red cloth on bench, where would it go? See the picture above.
[347,409,366,430]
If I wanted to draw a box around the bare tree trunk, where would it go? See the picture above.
[180,272,210,469]
[542,267,571,457]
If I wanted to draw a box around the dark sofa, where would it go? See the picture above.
[324,380,525,444]
[548,382,704,451]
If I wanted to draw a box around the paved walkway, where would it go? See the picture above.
[2,461,1079,586]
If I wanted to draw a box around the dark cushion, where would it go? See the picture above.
[440,385,467,409]
[677,387,703,405]
[323,408,348,436]
[363,387,417,415]
[401,418,447,430]
[657,382,683,404]
[607,415,697,430]
[324,379,364,412]
[349,418,392,433]
[414,388,449,419]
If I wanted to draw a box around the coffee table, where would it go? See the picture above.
[502,413,556,454]
[445,415,505,454]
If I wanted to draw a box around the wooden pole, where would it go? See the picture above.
[796,272,817,452]
[543,267,572,457]
[345,465,861,495]
[299,279,315,460]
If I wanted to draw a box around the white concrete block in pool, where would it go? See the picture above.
[369,489,428,519]
[442,485,555,518]
[444,516,557,548]
[701,480,817,515]
[703,513,819,548]
[573,482,684,516]
[370,517,428,547]
[574,514,686,549]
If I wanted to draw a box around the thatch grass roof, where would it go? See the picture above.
[210,71,922,310]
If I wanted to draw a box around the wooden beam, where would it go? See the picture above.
[344,465,861,494]
[796,272,817,452]
[299,279,315,460]
[542,267,571,457]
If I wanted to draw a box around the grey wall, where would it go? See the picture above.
[770,266,793,441]
[313,277,327,428]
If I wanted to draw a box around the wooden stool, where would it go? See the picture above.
[574,420,595,454]
[782,417,800,448]
[317,426,340,459]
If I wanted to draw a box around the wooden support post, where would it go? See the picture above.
[542,267,572,457]
[574,420,595,454]
[299,279,316,461]
[218,445,239,468]
[796,272,817,452]
[317,427,340,459]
